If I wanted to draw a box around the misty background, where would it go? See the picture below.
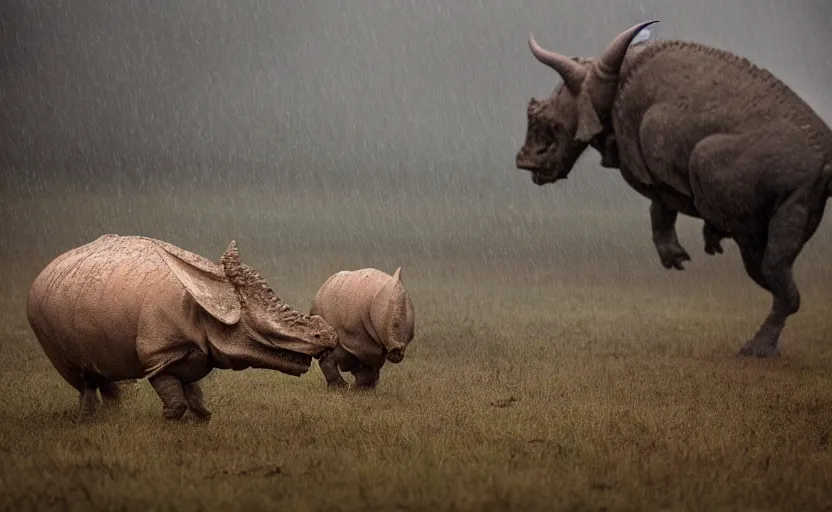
[2,0,830,197]
[1,0,831,308]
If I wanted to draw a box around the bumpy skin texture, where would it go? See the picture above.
[26,234,338,421]
[309,267,415,390]
[515,21,832,358]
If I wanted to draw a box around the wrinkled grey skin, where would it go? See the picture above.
[309,267,415,390]
[515,21,832,358]
[26,234,338,421]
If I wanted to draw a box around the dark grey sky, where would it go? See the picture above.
[1,0,830,194]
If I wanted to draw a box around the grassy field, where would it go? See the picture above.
[1,185,832,511]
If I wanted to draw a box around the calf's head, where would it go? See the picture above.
[371,267,415,364]
[515,20,658,185]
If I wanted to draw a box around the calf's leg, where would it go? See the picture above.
[318,346,349,388]
[352,366,381,390]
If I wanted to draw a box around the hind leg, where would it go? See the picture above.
[50,367,97,419]
[737,190,824,357]
[689,133,826,356]
[98,380,124,407]
[77,377,101,420]
[34,339,99,419]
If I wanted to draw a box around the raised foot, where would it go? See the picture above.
[737,340,780,358]
[656,241,691,270]
[703,225,725,255]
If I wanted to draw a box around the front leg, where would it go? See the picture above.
[650,201,691,270]
[352,365,381,390]
[183,382,212,422]
[148,373,189,420]
[703,223,727,255]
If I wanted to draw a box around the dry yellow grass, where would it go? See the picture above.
[1,187,831,510]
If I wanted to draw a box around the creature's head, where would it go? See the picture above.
[372,267,415,364]
[219,241,339,361]
[515,20,658,185]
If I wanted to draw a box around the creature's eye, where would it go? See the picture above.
[549,124,565,139]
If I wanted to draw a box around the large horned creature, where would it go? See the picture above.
[515,21,832,357]
[27,235,338,421]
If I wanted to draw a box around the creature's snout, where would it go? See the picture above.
[311,316,339,348]
[515,150,537,171]
[386,347,405,364]
[516,149,559,186]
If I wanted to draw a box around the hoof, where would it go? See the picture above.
[189,407,212,422]
[162,403,189,420]
[657,244,691,270]
[350,383,378,392]
[704,241,724,255]
[75,410,97,423]
[737,341,780,358]
[703,226,726,255]
[326,379,348,390]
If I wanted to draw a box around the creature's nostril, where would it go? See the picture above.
[314,334,321,339]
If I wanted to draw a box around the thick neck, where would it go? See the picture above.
[200,311,311,376]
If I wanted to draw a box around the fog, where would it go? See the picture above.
[1,0,832,292]
[2,0,830,199]
[3,5,832,507]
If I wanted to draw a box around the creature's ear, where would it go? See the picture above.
[154,241,242,325]
[574,91,604,143]
[528,98,545,117]
[392,266,402,283]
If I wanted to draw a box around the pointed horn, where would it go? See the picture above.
[597,20,659,77]
[221,240,239,265]
[528,34,587,91]
[220,240,246,289]
[393,267,402,283]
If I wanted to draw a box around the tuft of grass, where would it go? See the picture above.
[1,188,832,510]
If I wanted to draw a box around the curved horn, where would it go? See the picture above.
[597,20,659,77]
[528,34,587,90]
